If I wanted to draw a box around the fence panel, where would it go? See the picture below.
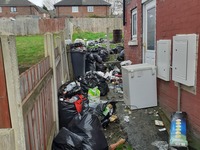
[0,39,11,128]
[20,57,55,150]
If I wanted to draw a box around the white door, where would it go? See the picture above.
[143,0,156,65]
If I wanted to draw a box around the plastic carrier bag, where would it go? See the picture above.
[88,87,100,106]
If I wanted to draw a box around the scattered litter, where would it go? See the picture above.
[109,115,118,122]
[151,141,169,150]
[88,87,100,108]
[169,112,188,147]
[109,138,126,150]
[128,110,132,115]
[148,111,153,115]
[120,60,132,66]
[158,128,166,132]
[155,120,164,126]
[124,116,130,122]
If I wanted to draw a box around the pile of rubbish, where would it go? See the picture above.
[69,38,125,77]
[52,38,130,149]
[52,70,125,149]
[53,80,109,149]
[52,59,131,149]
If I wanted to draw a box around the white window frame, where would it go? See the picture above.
[131,8,137,40]
[10,7,17,12]
[72,6,79,13]
[87,6,94,12]
[128,8,138,45]
[0,7,2,13]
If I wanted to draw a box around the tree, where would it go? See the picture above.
[42,5,48,11]
[43,0,61,10]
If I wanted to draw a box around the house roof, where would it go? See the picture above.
[54,0,111,7]
[0,0,35,7]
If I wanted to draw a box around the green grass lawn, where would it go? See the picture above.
[16,35,44,67]
[72,31,113,41]
[16,31,123,67]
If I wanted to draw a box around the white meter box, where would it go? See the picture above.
[121,64,157,110]
[157,40,171,81]
[172,34,198,86]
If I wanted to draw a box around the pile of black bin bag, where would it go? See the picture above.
[78,71,109,96]
[52,81,109,150]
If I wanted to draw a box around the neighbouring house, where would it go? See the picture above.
[35,6,50,19]
[104,0,123,16]
[124,0,200,145]
[54,0,111,18]
[0,0,49,18]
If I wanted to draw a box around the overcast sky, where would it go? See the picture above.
[29,0,43,7]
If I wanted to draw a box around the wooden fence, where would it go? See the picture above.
[0,31,70,150]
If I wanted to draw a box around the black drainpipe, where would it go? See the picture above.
[123,0,126,26]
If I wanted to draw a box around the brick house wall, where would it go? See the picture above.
[124,0,142,64]
[124,0,200,137]
[157,0,200,136]
[56,6,110,18]
[0,6,38,18]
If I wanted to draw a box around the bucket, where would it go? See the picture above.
[113,29,122,43]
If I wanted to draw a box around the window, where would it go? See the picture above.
[10,7,17,12]
[72,6,78,13]
[0,7,2,13]
[87,6,94,12]
[128,8,138,45]
[131,8,137,39]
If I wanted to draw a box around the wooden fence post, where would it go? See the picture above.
[44,33,59,133]
[1,34,26,150]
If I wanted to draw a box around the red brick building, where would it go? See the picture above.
[0,0,49,18]
[54,0,111,18]
[124,0,200,142]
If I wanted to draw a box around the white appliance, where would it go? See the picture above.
[121,63,157,110]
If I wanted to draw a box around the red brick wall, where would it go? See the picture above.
[56,6,110,18]
[124,0,200,135]
[124,0,142,64]
[157,0,200,135]
[0,6,37,18]
[39,18,66,33]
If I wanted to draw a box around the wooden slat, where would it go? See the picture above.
[22,68,53,116]
[0,39,11,128]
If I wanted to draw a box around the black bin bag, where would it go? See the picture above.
[58,98,89,129]
[67,112,108,150]
[54,112,108,150]
[52,127,83,150]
